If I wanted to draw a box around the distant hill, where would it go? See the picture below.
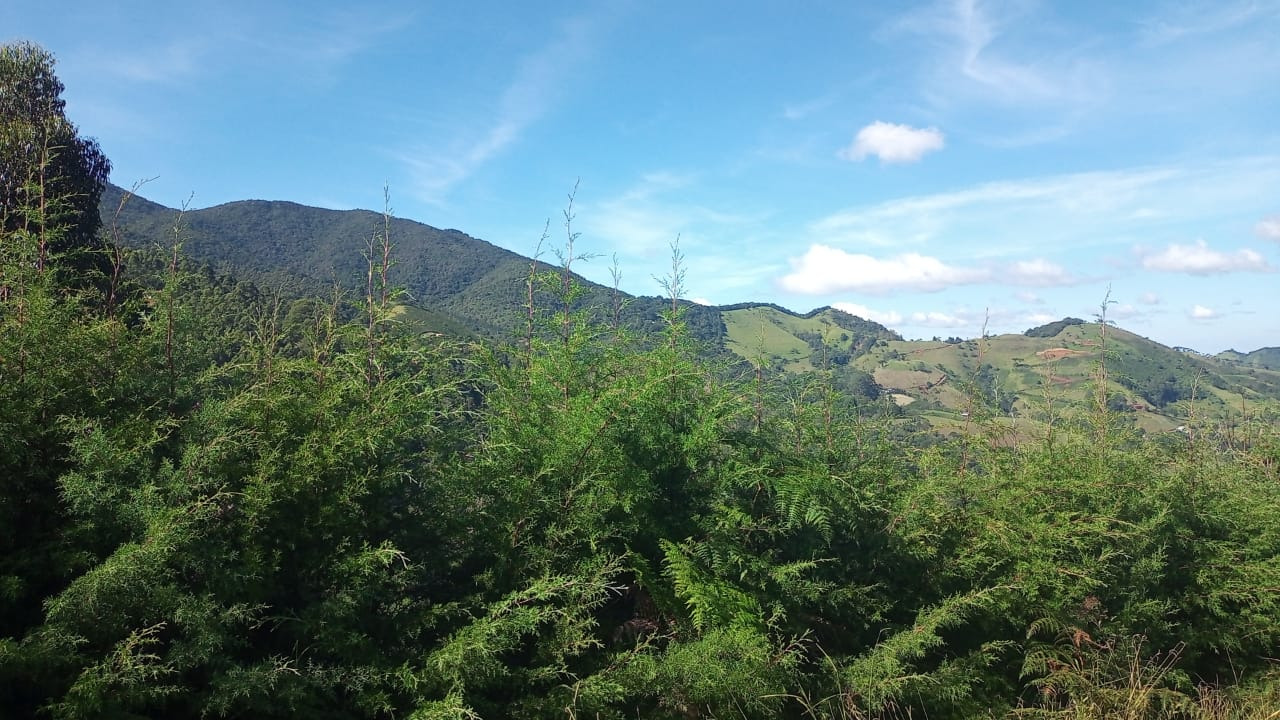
[100,184,725,343]
[101,187,1279,433]
[852,322,1280,436]
[718,303,899,370]
[1023,317,1085,338]
[1218,347,1280,371]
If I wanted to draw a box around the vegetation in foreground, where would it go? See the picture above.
[100,181,1280,442]
[4,41,1280,719]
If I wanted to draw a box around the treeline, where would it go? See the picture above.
[4,42,1280,719]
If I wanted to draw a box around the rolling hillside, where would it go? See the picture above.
[100,185,1279,435]
[718,303,900,372]
[1218,346,1280,371]
[849,321,1280,434]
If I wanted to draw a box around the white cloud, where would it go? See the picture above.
[893,306,1023,334]
[691,297,713,306]
[838,121,945,164]
[832,302,904,326]
[1109,303,1142,320]
[1006,259,1078,287]
[1139,239,1271,275]
[1257,215,1280,240]
[1025,312,1058,325]
[1016,291,1043,304]
[779,246,1080,295]
[910,311,968,328]
[780,245,987,294]
[1191,304,1217,319]
[1139,292,1161,305]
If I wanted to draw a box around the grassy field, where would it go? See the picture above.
[851,323,1280,435]
[715,307,1279,439]
[722,305,891,372]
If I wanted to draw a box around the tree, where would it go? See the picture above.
[1,41,111,284]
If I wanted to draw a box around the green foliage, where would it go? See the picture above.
[1,42,112,287]
[4,40,1280,718]
[1025,318,1086,338]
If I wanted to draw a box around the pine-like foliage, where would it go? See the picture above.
[4,40,1280,719]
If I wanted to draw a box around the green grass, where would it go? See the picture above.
[849,323,1280,437]
[722,307,817,370]
[721,305,890,372]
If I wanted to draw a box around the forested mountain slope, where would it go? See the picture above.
[100,183,728,344]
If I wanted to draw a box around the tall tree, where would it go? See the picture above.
[0,41,111,284]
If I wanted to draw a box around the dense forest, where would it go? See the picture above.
[3,41,1280,719]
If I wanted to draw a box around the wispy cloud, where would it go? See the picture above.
[1139,240,1271,275]
[581,172,761,256]
[948,0,1066,102]
[402,11,607,204]
[249,7,417,73]
[75,5,413,86]
[580,172,702,257]
[89,38,211,84]
[1257,215,1280,240]
[808,157,1280,254]
[1139,0,1280,46]
[783,90,842,121]
[838,121,945,164]
[576,172,778,297]
[892,0,1107,108]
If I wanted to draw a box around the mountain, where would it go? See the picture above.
[100,186,1279,433]
[100,184,732,344]
[103,184,546,338]
[1217,347,1280,371]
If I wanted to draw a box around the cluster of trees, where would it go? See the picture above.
[1024,318,1086,339]
[4,42,1280,718]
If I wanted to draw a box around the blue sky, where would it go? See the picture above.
[6,0,1279,352]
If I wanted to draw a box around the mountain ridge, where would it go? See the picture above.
[99,183,1279,433]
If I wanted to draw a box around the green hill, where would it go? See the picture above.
[100,184,727,344]
[101,187,1279,434]
[852,321,1280,435]
[1218,346,1280,371]
[719,303,900,372]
